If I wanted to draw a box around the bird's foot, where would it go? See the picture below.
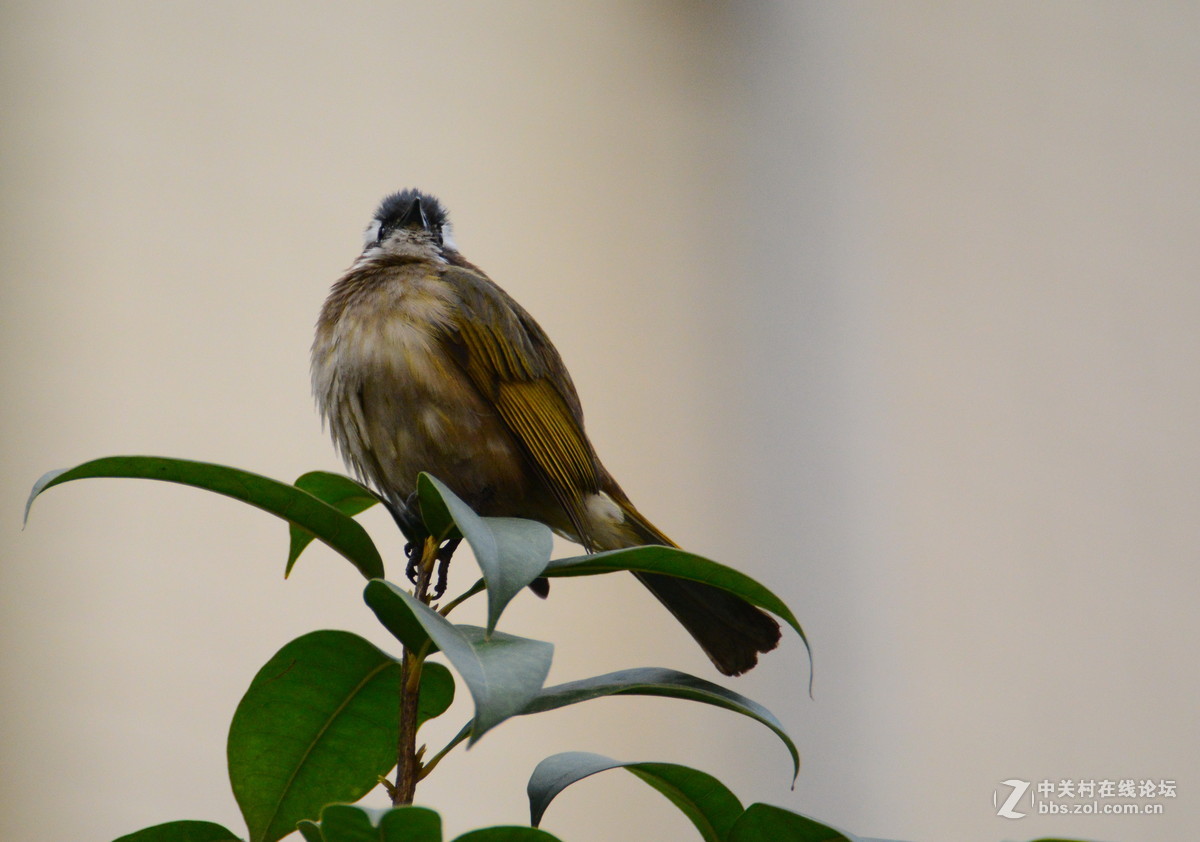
[430,537,460,599]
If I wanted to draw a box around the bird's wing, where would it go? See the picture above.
[439,266,601,538]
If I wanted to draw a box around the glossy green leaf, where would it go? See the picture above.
[227,631,401,842]
[315,804,443,842]
[418,475,553,634]
[387,589,553,742]
[451,830,563,842]
[627,764,744,842]
[521,667,799,781]
[296,823,323,842]
[26,456,384,580]
[727,803,853,842]
[545,546,809,665]
[527,752,742,842]
[288,472,379,575]
[113,821,242,842]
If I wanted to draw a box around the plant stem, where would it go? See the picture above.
[418,722,471,781]
[393,535,439,805]
[438,579,485,617]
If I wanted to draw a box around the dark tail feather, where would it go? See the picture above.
[613,500,782,676]
[635,571,781,676]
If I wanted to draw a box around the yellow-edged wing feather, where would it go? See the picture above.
[439,266,601,539]
[439,268,782,675]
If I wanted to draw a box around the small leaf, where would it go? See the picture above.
[418,475,553,634]
[388,589,553,742]
[26,456,384,579]
[545,546,809,668]
[521,667,799,781]
[727,803,854,842]
[451,830,563,842]
[416,473,458,541]
[288,472,379,575]
[316,804,443,842]
[228,631,401,842]
[417,661,456,726]
[527,752,741,842]
[310,805,374,841]
[113,821,242,842]
[376,806,443,841]
[364,579,437,654]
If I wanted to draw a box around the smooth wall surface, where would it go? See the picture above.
[3,4,1196,841]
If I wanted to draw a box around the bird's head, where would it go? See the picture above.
[360,188,458,263]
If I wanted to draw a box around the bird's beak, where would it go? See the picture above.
[398,196,429,232]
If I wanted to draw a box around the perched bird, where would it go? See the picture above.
[312,189,780,675]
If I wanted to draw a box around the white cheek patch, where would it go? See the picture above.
[363,219,382,248]
[352,245,383,269]
[440,221,458,253]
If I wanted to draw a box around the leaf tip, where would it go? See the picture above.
[24,468,67,526]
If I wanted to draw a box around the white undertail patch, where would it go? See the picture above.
[584,491,628,549]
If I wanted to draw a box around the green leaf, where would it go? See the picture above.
[418,475,553,634]
[417,661,456,726]
[521,667,799,782]
[113,821,242,842]
[545,546,809,667]
[727,803,853,842]
[227,631,401,842]
[527,752,742,842]
[376,806,443,841]
[451,830,563,842]
[387,588,553,742]
[288,472,379,576]
[364,579,436,654]
[310,804,378,841]
[416,473,458,541]
[26,456,384,580]
[296,823,323,842]
[316,804,443,842]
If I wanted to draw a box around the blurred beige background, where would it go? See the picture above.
[3,3,1197,841]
